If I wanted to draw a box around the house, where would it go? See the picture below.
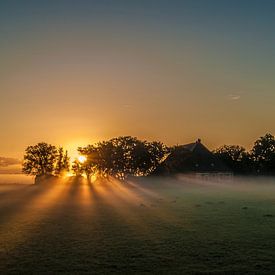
[153,139,232,176]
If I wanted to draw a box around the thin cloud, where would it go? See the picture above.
[227,94,241,101]
[123,104,132,108]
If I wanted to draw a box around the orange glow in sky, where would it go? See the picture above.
[1,1,275,159]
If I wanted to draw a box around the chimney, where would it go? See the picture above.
[197,138,201,143]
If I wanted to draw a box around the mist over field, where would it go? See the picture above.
[1,176,275,273]
[0,174,33,185]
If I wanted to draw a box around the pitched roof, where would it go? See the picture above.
[182,138,208,151]
[153,139,231,175]
[181,142,198,152]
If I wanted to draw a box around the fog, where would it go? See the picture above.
[1,175,275,273]
[0,174,33,184]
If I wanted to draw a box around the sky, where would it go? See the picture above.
[1,0,275,162]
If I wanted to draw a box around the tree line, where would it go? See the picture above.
[22,133,275,182]
[23,136,168,182]
[213,133,275,175]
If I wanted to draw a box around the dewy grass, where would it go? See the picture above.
[0,176,275,274]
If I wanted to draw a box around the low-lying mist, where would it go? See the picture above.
[1,175,275,273]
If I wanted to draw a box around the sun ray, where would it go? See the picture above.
[0,180,66,253]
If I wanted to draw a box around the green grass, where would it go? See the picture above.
[0,177,275,274]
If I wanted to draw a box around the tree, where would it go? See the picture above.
[71,159,83,177]
[78,136,168,180]
[251,133,275,174]
[22,142,58,177]
[146,141,168,173]
[129,140,168,176]
[213,145,251,174]
[78,140,122,179]
[55,147,70,176]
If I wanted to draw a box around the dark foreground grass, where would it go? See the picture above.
[0,176,275,274]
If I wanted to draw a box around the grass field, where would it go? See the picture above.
[1,176,275,274]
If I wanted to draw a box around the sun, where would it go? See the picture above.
[78,155,87,163]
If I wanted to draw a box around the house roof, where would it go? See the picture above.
[153,139,231,175]
[181,141,199,152]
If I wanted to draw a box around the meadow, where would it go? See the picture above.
[0,176,275,274]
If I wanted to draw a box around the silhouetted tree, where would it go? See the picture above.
[130,140,168,176]
[251,133,275,174]
[147,141,169,172]
[78,136,168,180]
[55,147,70,176]
[71,159,83,176]
[213,145,252,174]
[22,142,58,179]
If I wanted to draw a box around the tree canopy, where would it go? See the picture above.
[213,145,251,174]
[23,142,58,176]
[22,142,70,178]
[213,133,275,175]
[251,133,275,174]
[55,147,70,177]
[77,136,168,180]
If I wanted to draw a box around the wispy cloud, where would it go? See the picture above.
[123,104,132,108]
[227,94,241,101]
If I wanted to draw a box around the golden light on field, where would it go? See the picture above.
[78,156,87,163]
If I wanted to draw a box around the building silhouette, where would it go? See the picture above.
[153,139,231,176]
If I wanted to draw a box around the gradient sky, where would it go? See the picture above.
[1,0,275,160]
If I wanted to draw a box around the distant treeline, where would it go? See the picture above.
[22,133,275,182]
[23,137,168,181]
[213,133,275,175]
